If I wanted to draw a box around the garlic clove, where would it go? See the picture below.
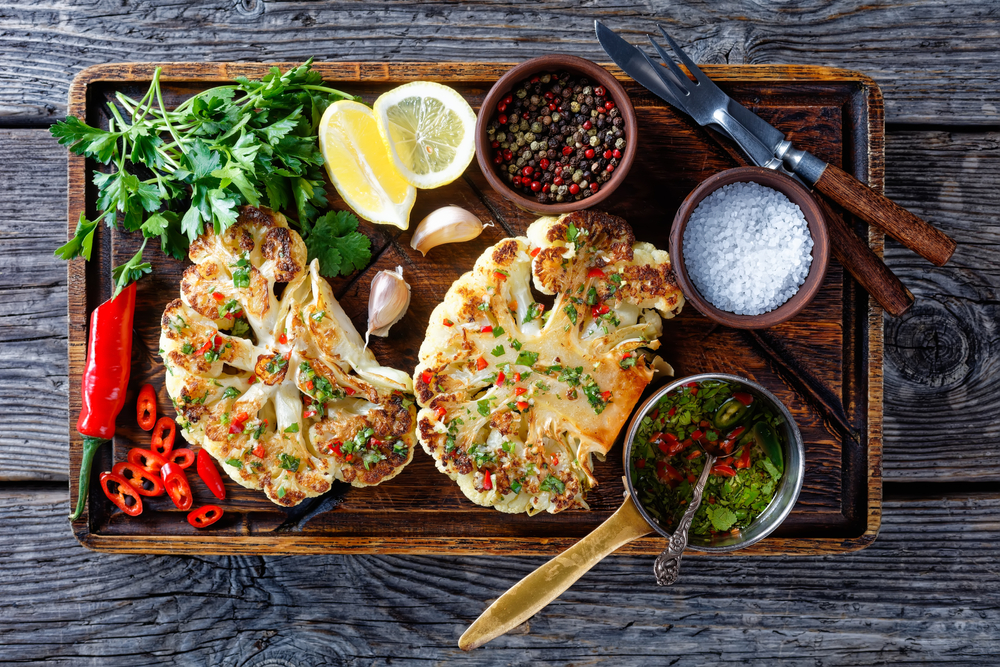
[410,206,489,256]
[366,266,412,345]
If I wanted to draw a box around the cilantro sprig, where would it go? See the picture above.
[51,60,369,295]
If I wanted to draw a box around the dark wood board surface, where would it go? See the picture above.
[66,62,882,555]
[3,1,1000,663]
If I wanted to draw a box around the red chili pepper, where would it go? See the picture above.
[422,370,434,384]
[496,371,506,385]
[302,410,317,419]
[685,450,702,460]
[344,386,356,396]
[483,470,493,491]
[435,406,447,420]
[733,392,754,406]
[711,464,737,478]
[656,461,683,485]
[253,443,266,458]
[475,358,488,371]
[727,426,747,440]
[734,447,752,470]
[212,291,225,302]
[516,401,529,411]
[551,455,559,466]
[443,319,454,327]
[691,429,704,441]
[127,447,167,474]
[150,416,176,456]
[161,462,193,511]
[187,505,223,529]
[515,387,527,396]
[278,332,287,344]
[70,282,136,521]
[493,271,507,281]
[650,409,659,421]
[684,382,699,388]
[195,338,213,356]
[136,383,156,431]
[636,458,646,469]
[530,247,541,258]
[228,412,251,435]
[111,461,164,497]
[481,325,493,334]
[601,390,612,401]
[196,449,226,500]
[592,304,610,317]
[248,375,257,385]
[668,406,676,417]
[587,268,606,279]
[514,372,521,382]
[99,472,143,516]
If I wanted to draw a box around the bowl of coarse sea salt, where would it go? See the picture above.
[669,166,829,329]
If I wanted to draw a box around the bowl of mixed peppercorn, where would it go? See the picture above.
[475,55,637,214]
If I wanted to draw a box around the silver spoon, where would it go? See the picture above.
[653,439,738,585]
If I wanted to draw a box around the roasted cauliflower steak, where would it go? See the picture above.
[414,210,685,514]
[159,206,417,507]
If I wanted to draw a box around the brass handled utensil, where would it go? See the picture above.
[459,373,806,651]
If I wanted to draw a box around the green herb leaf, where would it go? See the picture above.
[306,210,372,277]
[225,458,243,469]
[492,325,505,338]
[491,344,505,357]
[284,423,300,433]
[515,350,539,367]
[706,505,738,532]
[539,475,566,494]
[278,453,300,472]
[111,239,152,297]
[55,212,101,261]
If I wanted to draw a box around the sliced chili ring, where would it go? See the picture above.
[187,505,224,529]
[111,461,164,496]
[127,447,167,474]
[99,471,143,516]
[166,448,195,469]
[150,416,176,456]
[161,461,193,511]
[136,383,157,431]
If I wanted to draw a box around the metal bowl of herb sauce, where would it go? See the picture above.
[622,373,805,553]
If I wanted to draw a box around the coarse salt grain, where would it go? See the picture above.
[682,181,813,316]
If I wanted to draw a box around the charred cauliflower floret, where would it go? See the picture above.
[414,210,684,515]
[160,206,417,507]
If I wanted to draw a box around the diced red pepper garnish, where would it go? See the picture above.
[196,338,213,355]
[733,392,754,406]
[435,406,447,420]
[622,352,633,360]
[734,447,752,470]
[422,371,434,384]
[591,304,610,317]
[668,406,676,416]
[685,449,702,460]
[514,372,521,382]
[587,268,606,279]
[212,292,225,302]
[688,474,696,484]
[651,409,659,421]
[475,358,488,371]
[691,429,704,441]
[656,461,683,485]
[684,382,699,388]
[516,401,529,411]
[711,464,737,478]
[303,410,317,419]
[496,371,505,385]
[306,380,314,391]
[278,332,287,344]
[636,458,646,469]
[249,375,257,385]
[530,247,541,258]
[443,319,454,327]
[662,432,679,444]
[551,455,559,466]
[483,470,493,490]
[253,443,266,458]
[481,325,493,334]
[345,387,356,396]
[514,387,527,396]
[493,271,507,281]
[601,390,611,401]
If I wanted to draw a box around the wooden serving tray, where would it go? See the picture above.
[67,62,883,555]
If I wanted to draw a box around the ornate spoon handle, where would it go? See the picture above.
[653,454,715,586]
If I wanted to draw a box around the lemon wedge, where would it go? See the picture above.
[373,82,477,189]
[319,100,416,229]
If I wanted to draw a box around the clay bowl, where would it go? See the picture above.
[474,55,637,215]
[669,166,830,329]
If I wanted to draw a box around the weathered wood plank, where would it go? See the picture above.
[1,485,998,665]
[883,130,1000,481]
[0,130,67,481]
[1,0,999,125]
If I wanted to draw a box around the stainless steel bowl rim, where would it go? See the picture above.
[621,372,806,553]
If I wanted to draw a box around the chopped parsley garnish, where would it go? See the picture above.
[540,475,566,494]
[492,325,505,338]
[510,339,523,351]
[278,453,300,472]
[231,319,251,338]
[525,302,544,323]
[393,440,407,455]
[311,310,325,322]
[265,353,288,374]
[491,344,505,357]
[219,298,243,318]
[222,386,241,399]
[586,286,599,306]
[563,304,578,325]
[478,399,491,417]
[619,354,637,370]
[582,377,609,414]
[515,350,539,367]
[510,478,523,494]
[225,458,243,469]
[284,423,299,433]
[231,255,251,289]
[181,343,194,355]
[477,302,489,311]
[277,487,286,499]
[558,366,583,386]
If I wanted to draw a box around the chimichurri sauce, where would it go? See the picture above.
[629,379,785,537]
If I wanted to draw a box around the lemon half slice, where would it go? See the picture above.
[373,82,477,190]
[319,100,416,229]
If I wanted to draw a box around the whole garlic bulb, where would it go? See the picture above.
[366,266,411,344]
[410,206,488,256]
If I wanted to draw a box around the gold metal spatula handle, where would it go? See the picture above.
[458,495,652,650]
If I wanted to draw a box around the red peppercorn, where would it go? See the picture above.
[553,176,564,186]
[503,94,513,105]
[530,181,541,192]
[584,148,595,159]
[606,163,615,173]
[530,76,540,83]
[603,149,613,159]
[539,158,549,169]
[590,182,599,192]
[544,91,555,100]
[594,86,606,97]
[613,149,621,159]
[497,101,507,112]
[504,149,513,160]
[605,101,615,111]
[491,140,500,149]
[548,102,557,111]
[493,154,503,165]
[512,176,522,186]
[522,165,534,176]
[562,146,573,156]
[583,120,593,130]
[498,114,508,125]
[542,183,551,193]
[569,183,580,194]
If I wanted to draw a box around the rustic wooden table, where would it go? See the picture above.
[2,2,998,664]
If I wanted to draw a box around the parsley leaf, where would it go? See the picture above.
[306,210,372,277]
[111,239,152,297]
[54,212,101,261]
[706,505,738,532]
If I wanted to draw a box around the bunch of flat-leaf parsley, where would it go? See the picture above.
[51,59,372,295]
